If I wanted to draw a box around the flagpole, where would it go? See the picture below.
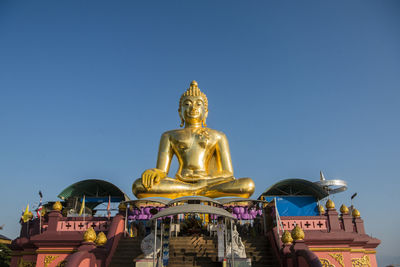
[107,195,111,219]
[79,195,86,223]
[39,192,42,234]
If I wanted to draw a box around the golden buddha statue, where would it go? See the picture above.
[132,81,255,199]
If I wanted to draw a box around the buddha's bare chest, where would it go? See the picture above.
[170,130,217,155]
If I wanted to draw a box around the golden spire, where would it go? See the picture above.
[118,202,127,212]
[291,225,305,241]
[83,227,97,243]
[340,204,349,214]
[318,205,325,215]
[281,230,293,244]
[95,232,107,246]
[53,201,63,211]
[326,199,335,209]
[352,208,361,218]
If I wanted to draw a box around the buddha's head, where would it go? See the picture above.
[178,81,208,127]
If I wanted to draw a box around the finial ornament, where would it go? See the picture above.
[291,225,305,241]
[83,227,97,243]
[95,232,107,246]
[352,208,361,218]
[318,205,325,215]
[118,202,127,212]
[326,199,335,209]
[320,171,326,181]
[340,204,349,214]
[281,230,293,244]
[53,201,63,211]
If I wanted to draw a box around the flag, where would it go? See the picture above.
[22,204,31,223]
[36,191,43,218]
[79,195,85,216]
[107,195,111,219]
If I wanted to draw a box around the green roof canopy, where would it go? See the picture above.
[58,179,130,202]
[259,178,328,200]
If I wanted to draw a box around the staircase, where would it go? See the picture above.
[109,237,142,267]
[109,235,280,267]
[168,236,220,267]
[242,236,280,267]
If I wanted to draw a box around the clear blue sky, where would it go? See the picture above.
[0,0,399,265]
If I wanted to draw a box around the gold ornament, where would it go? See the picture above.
[326,199,335,209]
[352,208,361,218]
[53,201,63,211]
[319,258,334,267]
[22,212,34,223]
[318,205,325,215]
[340,204,349,215]
[17,258,36,267]
[291,225,305,241]
[118,202,127,212]
[132,81,255,199]
[44,255,59,267]
[281,230,293,244]
[40,207,47,217]
[351,255,370,267]
[21,204,33,223]
[329,253,344,267]
[83,227,97,243]
[95,232,107,246]
[56,261,67,267]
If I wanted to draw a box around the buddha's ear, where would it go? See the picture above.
[179,114,184,127]
[203,111,208,127]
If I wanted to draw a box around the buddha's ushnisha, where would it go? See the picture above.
[132,81,255,198]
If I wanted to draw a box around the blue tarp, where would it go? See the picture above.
[265,196,319,216]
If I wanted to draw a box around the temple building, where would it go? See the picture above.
[9,81,380,267]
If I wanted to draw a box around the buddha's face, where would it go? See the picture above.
[180,96,207,125]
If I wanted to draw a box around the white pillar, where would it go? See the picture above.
[153,221,157,267]
[230,219,234,267]
[159,223,163,264]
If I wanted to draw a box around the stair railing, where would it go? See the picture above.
[274,197,284,238]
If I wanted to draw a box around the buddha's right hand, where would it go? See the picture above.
[141,168,166,190]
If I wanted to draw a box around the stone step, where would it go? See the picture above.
[109,264,135,267]
[170,251,218,255]
[170,243,217,248]
[169,240,218,245]
[168,254,219,260]
[167,263,220,267]
[170,247,216,251]
[109,237,144,266]
[113,249,141,252]
[109,260,135,265]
